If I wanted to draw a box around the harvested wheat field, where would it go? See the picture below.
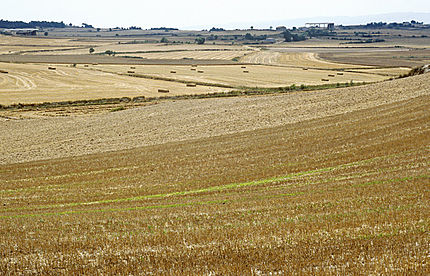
[241,50,367,69]
[39,43,252,56]
[1,73,429,164]
[117,50,252,60]
[0,62,229,104]
[0,72,429,273]
[96,64,388,87]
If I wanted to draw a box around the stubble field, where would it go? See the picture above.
[0,79,429,273]
[0,31,429,274]
[0,62,228,104]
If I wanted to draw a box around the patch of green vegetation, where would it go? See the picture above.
[110,106,126,112]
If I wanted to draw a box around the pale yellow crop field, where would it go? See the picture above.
[241,50,367,69]
[117,50,252,60]
[96,64,388,87]
[0,63,229,104]
[34,43,253,55]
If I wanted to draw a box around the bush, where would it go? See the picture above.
[195,37,205,44]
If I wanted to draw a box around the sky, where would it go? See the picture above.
[2,0,430,29]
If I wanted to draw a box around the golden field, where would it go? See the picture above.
[95,64,389,88]
[0,62,229,104]
[0,73,429,273]
[0,30,429,274]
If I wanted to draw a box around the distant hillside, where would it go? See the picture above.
[187,12,430,30]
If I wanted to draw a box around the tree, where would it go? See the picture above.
[89,47,95,54]
[245,33,253,40]
[283,30,292,42]
[160,37,169,43]
[250,26,254,30]
[44,32,48,36]
[195,37,205,44]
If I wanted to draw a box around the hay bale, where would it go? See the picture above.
[158,89,170,93]
[48,67,56,70]
[321,79,330,82]
[186,83,197,87]
[84,65,89,67]
[197,70,204,73]
[0,70,8,74]
[191,65,198,67]
[328,74,335,77]
[241,66,247,69]
[92,63,98,66]
[337,72,344,75]
[191,68,196,71]
[303,68,308,70]
[243,70,249,73]
[170,71,177,73]
[127,71,135,74]
[130,66,136,69]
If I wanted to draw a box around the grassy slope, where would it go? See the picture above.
[0,90,429,273]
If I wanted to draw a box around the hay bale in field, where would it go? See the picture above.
[197,70,204,73]
[243,70,249,73]
[0,70,8,74]
[186,83,197,87]
[170,71,177,73]
[130,66,136,69]
[337,72,344,75]
[321,79,330,82]
[48,67,56,70]
[328,74,335,77]
[191,68,196,71]
[127,71,135,74]
[303,68,308,70]
[241,66,247,69]
[191,65,197,67]
[84,65,89,67]
[92,63,98,66]
[158,89,170,93]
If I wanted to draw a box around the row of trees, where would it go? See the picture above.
[0,20,67,29]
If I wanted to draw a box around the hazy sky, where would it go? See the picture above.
[2,0,430,29]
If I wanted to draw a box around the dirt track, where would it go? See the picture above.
[1,74,429,164]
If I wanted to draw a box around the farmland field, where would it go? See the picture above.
[0,62,228,104]
[241,50,367,69]
[0,73,429,274]
[95,64,389,88]
[116,50,252,60]
[320,48,430,67]
[0,26,429,274]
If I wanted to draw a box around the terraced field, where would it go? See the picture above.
[0,62,228,104]
[0,74,428,273]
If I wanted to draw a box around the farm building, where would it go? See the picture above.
[305,23,335,30]
[2,29,38,35]
[263,38,276,44]
[276,26,287,32]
